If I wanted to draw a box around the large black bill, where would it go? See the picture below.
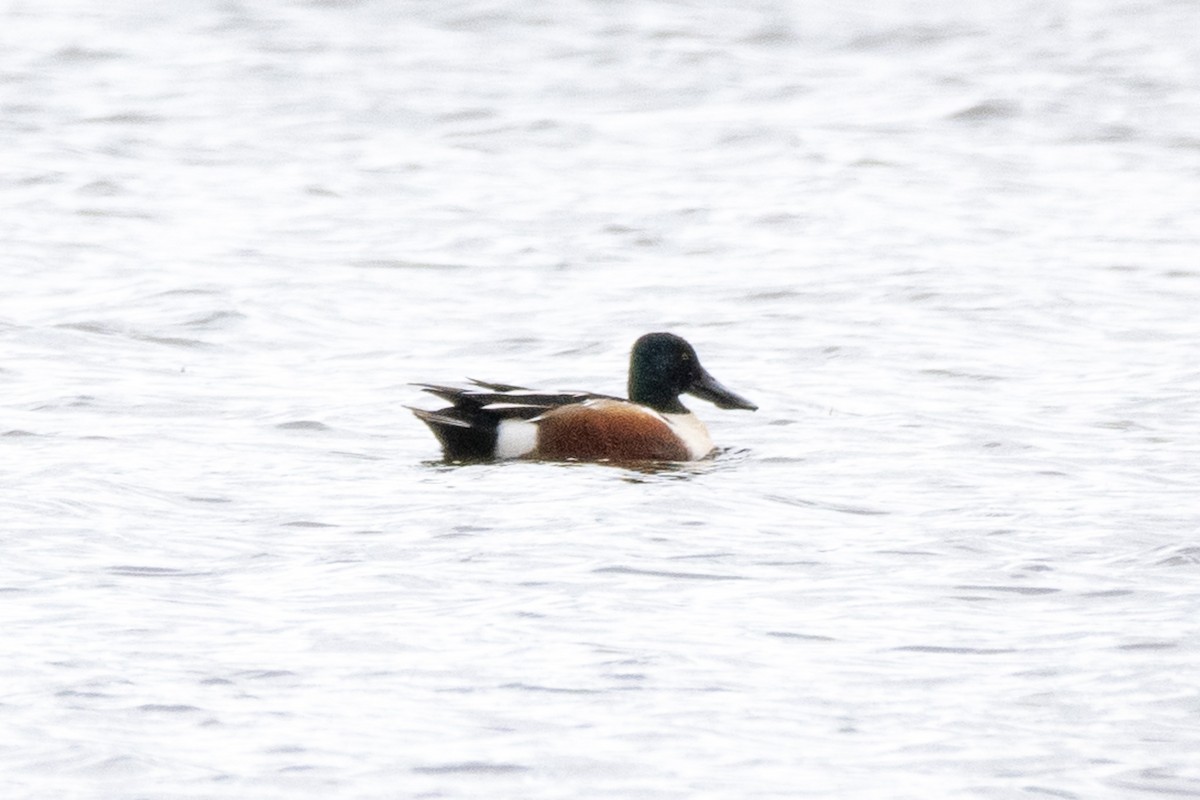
[687,367,758,411]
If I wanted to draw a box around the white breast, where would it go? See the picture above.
[663,412,715,460]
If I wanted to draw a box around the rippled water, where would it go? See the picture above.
[4,0,1200,797]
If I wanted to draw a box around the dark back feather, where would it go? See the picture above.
[409,380,623,459]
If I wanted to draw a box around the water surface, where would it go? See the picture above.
[3,1,1200,797]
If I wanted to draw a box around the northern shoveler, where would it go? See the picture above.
[411,332,757,462]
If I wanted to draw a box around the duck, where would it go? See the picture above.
[411,332,757,462]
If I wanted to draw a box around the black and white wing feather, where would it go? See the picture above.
[409,379,621,459]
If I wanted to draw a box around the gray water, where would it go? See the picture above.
[4,1,1200,797]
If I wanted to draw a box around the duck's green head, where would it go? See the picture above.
[627,332,758,414]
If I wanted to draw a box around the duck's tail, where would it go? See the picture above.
[409,406,500,461]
